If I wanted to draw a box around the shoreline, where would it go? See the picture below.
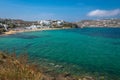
[0,51,114,80]
[0,27,71,36]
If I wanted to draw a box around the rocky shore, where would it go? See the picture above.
[0,51,97,80]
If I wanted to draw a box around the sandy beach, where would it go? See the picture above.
[0,27,71,36]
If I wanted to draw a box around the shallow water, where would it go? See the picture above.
[0,28,120,79]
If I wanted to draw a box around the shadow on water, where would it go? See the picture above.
[8,33,39,39]
[25,43,34,48]
[1,33,51,39]
[111,42,120,45]
[65,28,120,39]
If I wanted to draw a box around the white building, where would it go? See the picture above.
[25,24,38,30]
[38,20,51,27]
[38,20,65,27]
[56,20,64,26]
[0,23,8,31]
[26,20,65,29]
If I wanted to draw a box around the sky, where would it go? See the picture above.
[0,0,120,22]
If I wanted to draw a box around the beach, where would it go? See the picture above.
[1,27,71,36]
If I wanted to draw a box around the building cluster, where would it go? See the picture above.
[0,18,75,32]
[77,19,120,28]
[26,20,65,29]
[0,18,34,33]
[0,18,34,28]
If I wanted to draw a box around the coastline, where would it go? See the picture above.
[1,27,120,36]
[0,28,119,80]
[0,27,71,36]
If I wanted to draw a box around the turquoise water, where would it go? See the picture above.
[0,28,120,79]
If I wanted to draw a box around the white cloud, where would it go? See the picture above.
[87,9,120,17]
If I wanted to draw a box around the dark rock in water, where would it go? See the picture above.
[13,34,39,39]
[43,70,54,74]
[112,42,120,45]
[54,65,60,68]
[2,33,40,39]
[63,72,71,77]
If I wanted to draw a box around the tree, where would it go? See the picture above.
[8,23,16,28]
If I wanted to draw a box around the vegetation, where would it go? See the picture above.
[0,51,97,80]
[0,18,34,28]
[62,23,78,28]
[0,28,6,34]
[0,51,43,80]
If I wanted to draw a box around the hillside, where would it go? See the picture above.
[76,19,120,28]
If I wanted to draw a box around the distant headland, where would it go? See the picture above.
[76,19,120,28]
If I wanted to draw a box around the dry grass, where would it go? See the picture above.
[0,51,43,80]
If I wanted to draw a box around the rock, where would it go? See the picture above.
[82,76,94,80]
[54,65,64,68]
[50,77,56,80]
[54,65,60,68]
[0,53,7,59]
[63,72,71,77]
[0,59,4,63]
[99,76,105,80]
[49,63,55,66]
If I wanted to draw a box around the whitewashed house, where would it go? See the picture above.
[38,20,51,28]
[25,24,37,30]
[0,23,8,31]
[37,20,65,28]
[56,20,65,26]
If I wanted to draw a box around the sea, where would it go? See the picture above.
[0,28,120,79]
